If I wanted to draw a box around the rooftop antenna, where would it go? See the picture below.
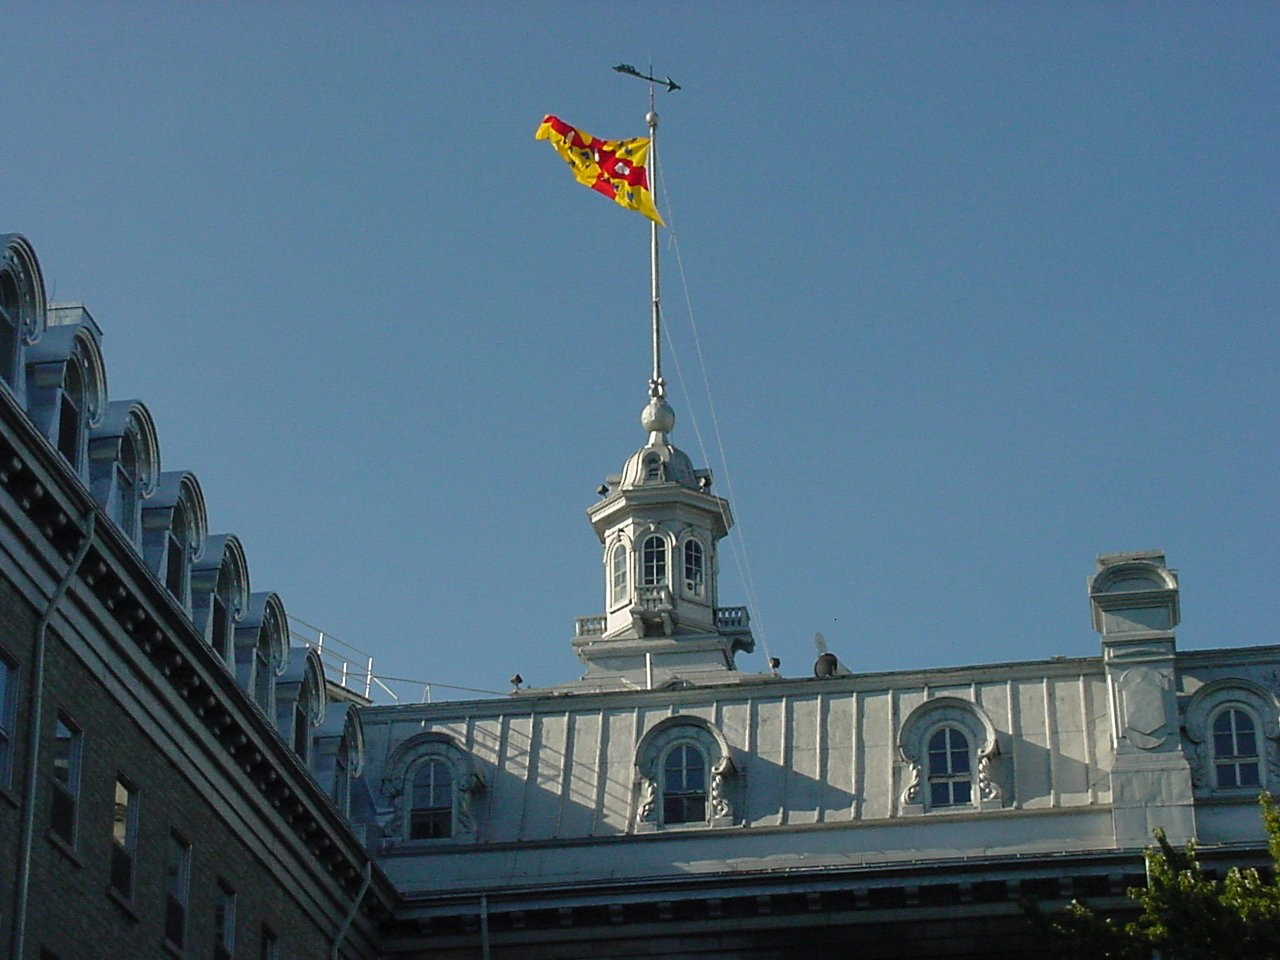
[613,61,681,401]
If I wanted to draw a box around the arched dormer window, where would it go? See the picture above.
[0,269,20,386]
[0,235,47,393]
[275,648,326,763]
[191,534,249,664]
[926,727,972,807]
[142,471,207,613]
[898,697,1002,814]
[233,593,288,715]
[643,455,662,481]
[661,742,708,824]
[57,358,85,467]
[166,505,191,602]
[1212,708,1260,789]
[1183,678,1279,795]
[382,732,483,844]
[26,318,107,478]
[410,759,453,838]
[610,542,629,607]
[683,538,705,598]
[634,716,736,832]
[89,401,160,547]
[313,702,364,819]
[642,534,667,587]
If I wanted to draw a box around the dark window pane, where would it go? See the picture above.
[1240,763,1260,787]
[1213,711,1233,733]
[165,896,185,947]
[953,780,972,805]
[952,749,970,774]
[110,844,133,894]
[1234,711,1255,732]
[1217,763,1238,788]
[165,534,185,599]
[57,395,80,465]
[1214,733,1236,757]
[928,750,947,773]
[930,782,951,807]
[1237,732,1257,757]
[50,787,75,842]
[409,808,451,839]
[928,730,947,752]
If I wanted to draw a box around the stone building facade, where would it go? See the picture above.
[0,233,390,960]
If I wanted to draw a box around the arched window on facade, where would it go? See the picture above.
[662,743,708,824]
[410,759,453,839]
[58,358,85,468]
[610,542,628,606]
[1213,708,1260,789]
[683,539,705,598]
[927,727,972,807]
[0,269,19,385]
[642,535,667,587]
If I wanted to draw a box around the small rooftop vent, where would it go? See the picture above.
[814,652,839,679]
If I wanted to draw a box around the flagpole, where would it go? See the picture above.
[648,105,663,400]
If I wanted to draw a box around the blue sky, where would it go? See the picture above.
[4,3,1277,698]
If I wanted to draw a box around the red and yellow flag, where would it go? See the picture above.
[535,115,665,226]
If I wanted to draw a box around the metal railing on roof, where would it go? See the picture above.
[287,615,504,704]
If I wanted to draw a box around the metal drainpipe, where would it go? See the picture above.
[330,859,373,960]
[10,508,96,960]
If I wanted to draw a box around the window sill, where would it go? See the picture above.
[45,829,82,868]
[106,886,140,923]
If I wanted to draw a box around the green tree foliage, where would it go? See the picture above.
[1035,793,1280,959]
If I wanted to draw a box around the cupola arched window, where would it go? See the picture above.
[642,535,667,587]
[927,727,972,808]
[610,542,629,606]
[410,759,454,839]
[662,743,708,824]
[644,455,662,481]
[683,539,705,598]
[1213,708,1260,789]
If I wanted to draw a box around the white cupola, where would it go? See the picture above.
[567,394,755,691]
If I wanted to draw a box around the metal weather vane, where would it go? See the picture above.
[612,63,682,93]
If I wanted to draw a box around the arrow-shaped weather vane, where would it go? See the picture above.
[613,63,681,92]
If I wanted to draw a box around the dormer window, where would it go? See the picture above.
[644,456,662,481]
[0,270,19,385]
[662,743,707,824]
[642,535,667,587]
[610,543,629,606]
[409,759,453,839]
[1213,708,1260,789]
[210,565,234,661]
[927,727,972,808]
[165,509,189,604]
[57,360,84,468]
[114,434,139,539]
[683,539,705,598]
